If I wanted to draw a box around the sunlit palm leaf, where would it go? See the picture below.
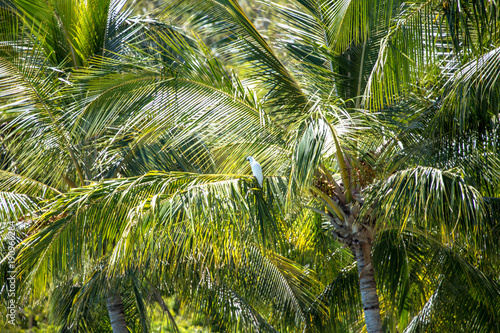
[365,166,485,246]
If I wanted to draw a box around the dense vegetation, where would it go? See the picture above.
[1,0,499,332]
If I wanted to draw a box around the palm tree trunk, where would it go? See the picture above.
[106,289,128,333]
[353,242,383,333]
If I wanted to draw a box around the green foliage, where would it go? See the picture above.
[0,0,499,332]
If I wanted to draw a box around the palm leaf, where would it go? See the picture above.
[364,166,485,246]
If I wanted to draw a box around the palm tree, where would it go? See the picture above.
[1,0,499,332]
[0,0,171,330]
[139,0,499,331]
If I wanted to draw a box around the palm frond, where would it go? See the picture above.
[404,248,500,332]
[160,0,309,123]
[364,166,485,246]
[8,0,139,67]
[0,30,86,186]
[363,1,444,110]
[374,229,500,333]
[67,66,284,178]
[436,46,500,135]
[0,191,39,222]
[307,264,363,332]
[197,275,280,333]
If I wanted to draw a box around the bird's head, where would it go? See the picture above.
[246,156,252,162]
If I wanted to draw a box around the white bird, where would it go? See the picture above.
[246,156,263,187]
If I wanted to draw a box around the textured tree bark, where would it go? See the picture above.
[353,242,383,333]
[107,290,128,333]
[28,313,34,332]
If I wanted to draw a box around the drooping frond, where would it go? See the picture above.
[0,21,89,187]
[374,230,500,332]
[402,247,500,332]
[160,0,309,124]
[364,166,485,245]
[363,1,445,110]
[197,275,280,333]
[307,264,363,332]
[0,170,62,197]
[0,191,38,222]
[436,46,500,135]
[17,172,288,293]
[192,247,322,332]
